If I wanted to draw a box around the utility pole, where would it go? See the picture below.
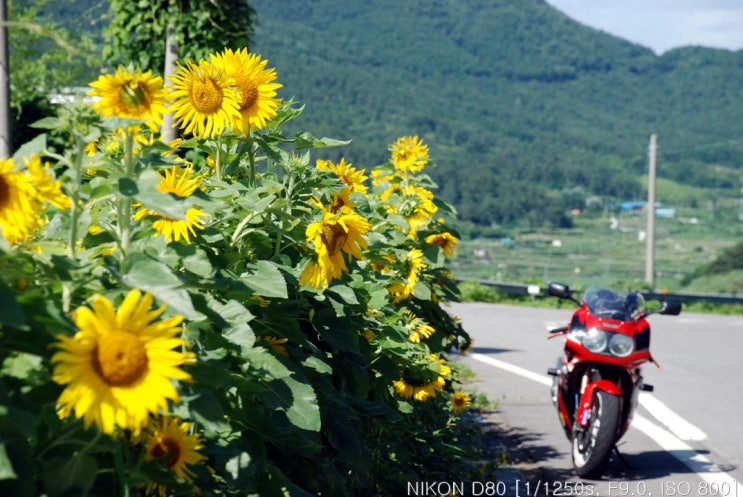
[645,134,657,287]
[0,0,11,158]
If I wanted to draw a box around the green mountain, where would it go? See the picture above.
[249,0,743,228]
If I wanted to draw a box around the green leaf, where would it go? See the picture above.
[188,391,232,437]
[0,444,18,480]
[208,298,255,327]
[413,280,432,300]
[118,177,138,197]
[281,375,321,432]
[293,131,351,150]
[314,310,360,353]
[328,285,359,305]
[224,323,256,351]
[13,134,46,162]
[368,287,391,310]
[240,260,288,299]
[255,138,284,163]
[1,353,42,380]
[42,454,98,497]
[255,360,321,434]
[121,252,201,319]
[0,280,27,329]
[132,169,187,220]
[244,346,292,380]
[172,244,214,278]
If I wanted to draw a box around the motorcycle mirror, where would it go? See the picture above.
[547,282,572,299]
[659,300,682,316]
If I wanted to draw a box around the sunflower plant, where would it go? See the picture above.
[0,47,481,497]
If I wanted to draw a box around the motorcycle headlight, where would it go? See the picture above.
[582,328,608,353]
[609,333,634,357]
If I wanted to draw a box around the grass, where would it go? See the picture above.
[452,209,743,292]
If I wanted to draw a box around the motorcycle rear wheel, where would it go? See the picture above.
[572,390,620,478]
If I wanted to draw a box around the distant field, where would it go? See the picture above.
[452,210,743,291]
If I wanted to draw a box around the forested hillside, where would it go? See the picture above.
[248,0,743,227]
[25,0,743,228]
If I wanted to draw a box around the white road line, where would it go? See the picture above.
[639,392,707,441]
[470,352,552,387]
[633,415,743,495]
[469,352,743,493]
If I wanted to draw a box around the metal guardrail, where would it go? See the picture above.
[640,290,743,305]
[457,278,743,305]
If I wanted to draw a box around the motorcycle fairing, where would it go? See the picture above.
[576,379,621,428]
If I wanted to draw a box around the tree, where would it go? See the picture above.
[103,0,256,73]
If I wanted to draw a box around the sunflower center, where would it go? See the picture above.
[189,78,224,114]
[320,223,348,256]
[395,150,412,162]
[151,438,182,469]
[233,74,259,110]
[328,196,347,214]
[0,175,9,210]
[93,331,148,386]
[119,82,147,109]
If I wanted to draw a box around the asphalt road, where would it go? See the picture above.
[449,301,743,497]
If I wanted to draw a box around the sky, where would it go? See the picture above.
[544,0,743,54]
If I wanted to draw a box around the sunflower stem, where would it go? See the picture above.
[118,131,135,262]
[66,137,85,261]
[215,135,223,181]
[113,437,130,497]
[230,212,258,247]
[274,172,295,256]
[248,144,256,187]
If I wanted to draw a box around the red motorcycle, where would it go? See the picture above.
[546,282,681,477]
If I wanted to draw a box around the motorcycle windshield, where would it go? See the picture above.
[583,286,645,321]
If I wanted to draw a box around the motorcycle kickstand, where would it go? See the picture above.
[613,444,635,470]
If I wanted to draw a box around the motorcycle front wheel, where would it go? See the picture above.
[572,390,620,478]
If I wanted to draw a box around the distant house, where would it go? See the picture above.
[49,87,96,105]
[618,201,675,218]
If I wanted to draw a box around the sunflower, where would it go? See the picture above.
[25,155,71,210]
[210,48,282,134]
[0,156,71,243]
[143,415,207,496]
[326,189,356,214]
[86,128,156,163]
[316,158,368,193]
[151,209,208,244]
[51,289,194,435]
[404,310,435,343]
[157,163,202,197]
[257,336,289,356]
[299,207,371,290]
[450,391,472,412]
[388,184,438,237]
[387,248,426,303]
[392,355,451,402]
[0,158,49,244]
[392,375,444,402]
[370,166,396,187]
[88,66,168,131]
[168,59,241,138]
[425,232,459,258]
[134,164,209,244]
[390,135,429,173]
